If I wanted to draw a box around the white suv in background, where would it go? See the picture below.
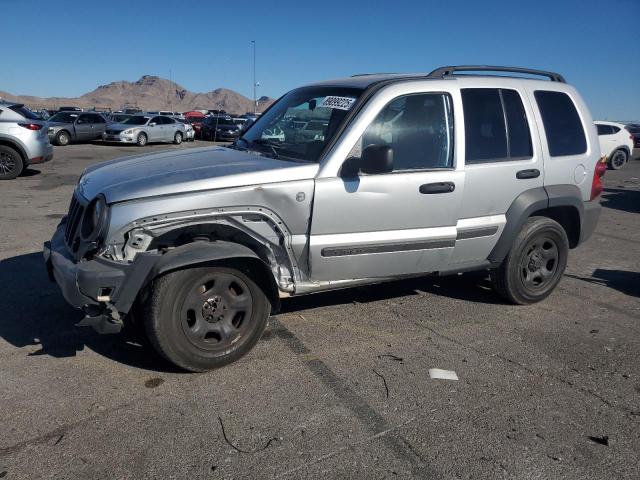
[0,100,54,179]
[595,121,634,170]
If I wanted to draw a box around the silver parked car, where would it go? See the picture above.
[102,114,186,146]
[0,100,53,179]
[47,112,108,146]
[45,66,603,371]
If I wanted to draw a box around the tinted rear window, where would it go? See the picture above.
[462,89,507,162]
[9,104,40,120]
[534,91,587,156]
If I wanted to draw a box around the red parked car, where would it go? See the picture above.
[183,111,206,139]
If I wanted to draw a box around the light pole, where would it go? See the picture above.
[251,40,257,114]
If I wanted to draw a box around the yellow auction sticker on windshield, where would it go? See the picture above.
[320,96,356,110]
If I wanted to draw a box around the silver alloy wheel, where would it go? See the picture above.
[175,132,182,144]
[57,131,69,146]
[0,151,16,175]
[137,133,147,146]
[610,150,627,170]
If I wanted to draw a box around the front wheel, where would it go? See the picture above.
[144,266,270,372]
[136,132,148,147]
[609,149,627,170]
[490,216,569,304]
[174,132,183,145]
[55,130,70,146]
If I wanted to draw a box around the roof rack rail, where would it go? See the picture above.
[351,72,397,77]
[427,65,566,83]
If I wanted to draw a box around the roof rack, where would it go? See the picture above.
[350,72,397,77]
[427,65,566,83]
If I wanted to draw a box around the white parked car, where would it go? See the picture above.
[595,121,634,170]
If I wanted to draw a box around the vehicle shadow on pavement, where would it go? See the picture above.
[601,187,640,214]
[0,252,178,372]
[565,269,640,298]
[279,272,503,314]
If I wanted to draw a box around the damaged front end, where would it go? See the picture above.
[44,196,299,335]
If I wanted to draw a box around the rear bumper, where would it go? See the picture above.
[26,141,53,166]
[579,199,601,245]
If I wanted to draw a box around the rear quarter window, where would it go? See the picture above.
[534,91,587,157]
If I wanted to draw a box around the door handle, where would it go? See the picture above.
[516,169,540,179]
[419,182,455,194]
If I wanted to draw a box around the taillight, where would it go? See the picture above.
[18,123,43,131]
[590,157,607,200]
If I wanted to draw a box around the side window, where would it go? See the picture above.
[462,89,507,162]
[502,89,533,158]
[534,90,587,157]
[612,126,621,133]
[358,93,454,171]
[92,114,105,124]
[596,124,613,135]
[76,114,91,124]
[163,116,175,124]
[461,88,533,163]
[150,116,162,125]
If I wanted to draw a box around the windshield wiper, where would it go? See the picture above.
[252,139,280,159]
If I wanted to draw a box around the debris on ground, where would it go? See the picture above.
[378,354,404,363]
[588,435,609,446]
[218,417,280,454]
[373,369,389,398]
[429,369,459,381]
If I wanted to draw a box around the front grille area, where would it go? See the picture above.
[64,193,85,253]
[105,129,121,135]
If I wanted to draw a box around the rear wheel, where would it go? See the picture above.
[174,132,183,145]
[0,145,24,180]
[55,130,70,146]
[609,149,627,170]
[144,266,270,372]
[136,132,148,147]
[490,216,569,304]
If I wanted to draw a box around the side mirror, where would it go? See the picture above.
[149,122,156,127]
[360,145,394,174]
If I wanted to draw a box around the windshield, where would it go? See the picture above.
[123,115,150,125]
[49,112,79,123]
[238,86,363,162]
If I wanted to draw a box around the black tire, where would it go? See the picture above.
[608,149,627,170]
[136,132,148,147]
[174,131,183,145]
[490,216,569,305]
[144,266,270,372]
[0,145,24,180]
[56,130,70,146]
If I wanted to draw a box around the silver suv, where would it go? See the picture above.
[44,66,603,371]
[0,100,53,179]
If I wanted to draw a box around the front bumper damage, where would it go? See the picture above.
[44,221,159,334]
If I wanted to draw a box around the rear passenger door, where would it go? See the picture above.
[452,87,543,267]
[90,114,107,138]
[74,114,94,141]
[161,116,177,141]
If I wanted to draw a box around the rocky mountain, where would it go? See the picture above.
[0,75,274,114]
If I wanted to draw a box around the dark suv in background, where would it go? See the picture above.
[201,116,242,141]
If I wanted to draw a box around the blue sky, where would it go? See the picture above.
[2,0,638,119]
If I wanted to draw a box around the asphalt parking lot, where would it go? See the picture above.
[1,143,639,479]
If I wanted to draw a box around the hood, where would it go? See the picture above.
[78,146,319,203]
[104,123,130,132]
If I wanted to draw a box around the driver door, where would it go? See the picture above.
[309,91,464,281]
